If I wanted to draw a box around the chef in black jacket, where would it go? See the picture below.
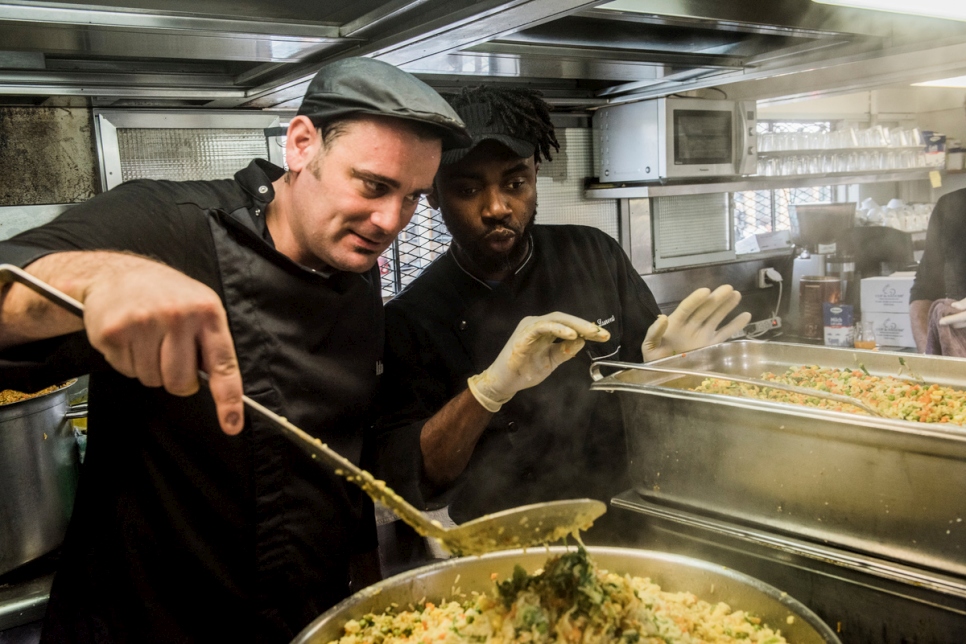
[0,57,468,643]
[910,187,966,354]
[376,86,750,537]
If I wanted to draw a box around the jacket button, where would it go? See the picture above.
[258,185,269,194]
[459,320,468,331]
[507,421,517,433]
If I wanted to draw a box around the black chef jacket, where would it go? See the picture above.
[376,225,661,524]
[911,187,966,302]
[0,160,380,643]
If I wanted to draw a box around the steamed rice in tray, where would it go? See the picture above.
[328,548,790,644]
[693,364,966,424]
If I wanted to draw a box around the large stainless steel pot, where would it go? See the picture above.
[292,546,841,644]
[0,381,84,576]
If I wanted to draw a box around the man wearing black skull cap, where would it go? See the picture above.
[375,87,750,545]
[0,57,468,643]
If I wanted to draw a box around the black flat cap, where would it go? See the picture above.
[297,57,470,150]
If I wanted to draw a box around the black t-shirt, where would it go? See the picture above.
[0,160,380,643]
[911,187,966,302]
[375,225,661,524]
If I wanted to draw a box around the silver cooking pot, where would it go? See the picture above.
[293,546,841,644]
[0,380,85,576]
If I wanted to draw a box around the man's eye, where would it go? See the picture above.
[363,180,387,195]
[404,193,422,205]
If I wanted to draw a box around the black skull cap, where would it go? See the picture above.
[440,101,536,166]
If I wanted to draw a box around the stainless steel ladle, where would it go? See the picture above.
[0,263,605,556]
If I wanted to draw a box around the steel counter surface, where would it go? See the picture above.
[589,341,966,581]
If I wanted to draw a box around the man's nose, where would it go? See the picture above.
[483,188,512,219]
[371,195,413,234]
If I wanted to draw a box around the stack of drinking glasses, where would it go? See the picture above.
[757,126,928,177]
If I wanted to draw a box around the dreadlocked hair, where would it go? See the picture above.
[447,86,560,163]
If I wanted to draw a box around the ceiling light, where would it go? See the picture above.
[812,0,966,22]
[912,74,966,87]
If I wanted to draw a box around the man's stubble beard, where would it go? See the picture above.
[447,208,537,277]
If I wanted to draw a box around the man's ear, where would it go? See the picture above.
[285,115,321,173]
[534,160,541,175]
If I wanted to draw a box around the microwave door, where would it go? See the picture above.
[666,108,735,178]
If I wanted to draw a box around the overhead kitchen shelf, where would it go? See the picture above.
[756,146,924,157]
[583,168,939,199]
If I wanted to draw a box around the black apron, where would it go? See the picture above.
[207,206,382,639]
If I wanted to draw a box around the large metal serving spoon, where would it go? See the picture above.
[0,263,605,556]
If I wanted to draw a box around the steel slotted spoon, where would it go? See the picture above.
[590,360,884,417]
[0,263,605,556]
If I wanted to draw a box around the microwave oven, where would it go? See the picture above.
[595,97,757,181]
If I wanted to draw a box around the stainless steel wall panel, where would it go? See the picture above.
[536,128,619,239]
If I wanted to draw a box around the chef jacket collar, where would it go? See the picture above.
[449,232,535,290]
[234,158,283,237]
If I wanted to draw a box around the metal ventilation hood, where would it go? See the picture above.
[3,0,966,110]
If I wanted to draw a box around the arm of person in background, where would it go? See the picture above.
[938,298,966,329]
[909,194,946,353]
[0,251,244,435]
[640,285,752,362]
[910,299,934,352]
[419,312,609,486]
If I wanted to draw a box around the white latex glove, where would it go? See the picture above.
[939,298,966,328]
[467,312,610,412]
[641,285,752,362]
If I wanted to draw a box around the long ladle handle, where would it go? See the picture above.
[195,373,443,538]
[0,263,445,539]
[590,359,884,418]
[0,263,84,315]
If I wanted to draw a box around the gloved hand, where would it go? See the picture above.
[467,312,610,412]
[939,298,966,328]
[641,285,752,362]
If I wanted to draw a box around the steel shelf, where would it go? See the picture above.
[584,168,937,199]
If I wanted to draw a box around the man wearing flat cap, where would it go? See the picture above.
[0,57,468,643]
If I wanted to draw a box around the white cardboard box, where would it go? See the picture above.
[863,311,916,348]
[735,230,792,255]
[860,272,916,313]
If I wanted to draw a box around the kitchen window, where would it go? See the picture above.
[734,120,836,244]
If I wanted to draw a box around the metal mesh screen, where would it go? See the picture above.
[734,120,833,242]
[117,128,269,182]
[653,193,730,257]
[379,200,450,299]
